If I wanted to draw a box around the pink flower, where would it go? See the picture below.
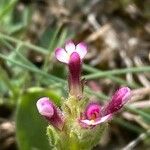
[36,97,65,130]
[55,41,87,64]
[80,102,112,126]
[85,102,102,120]
[80,87,131,126]
[55,41,87,98]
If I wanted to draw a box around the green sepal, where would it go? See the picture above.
[71,122,107,149]
[60,95,107,150]
[47,125,61,150]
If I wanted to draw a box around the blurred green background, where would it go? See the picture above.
[0,0,150,150]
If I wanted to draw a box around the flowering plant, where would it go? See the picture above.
[36,41,131,150]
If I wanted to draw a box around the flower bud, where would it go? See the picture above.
[68,52,82,98]
[36,97,64,130]
[103,87,131,115]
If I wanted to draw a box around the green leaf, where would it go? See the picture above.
[16,87,61,150]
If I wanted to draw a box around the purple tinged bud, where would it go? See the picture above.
[69,52,81,78]
[103,87,131,115]
[36,97,64,130]
[68,52,82,98]
[36,98,54,117]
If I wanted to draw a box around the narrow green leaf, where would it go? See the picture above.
[84,66,150,80]
[83,64,139,88]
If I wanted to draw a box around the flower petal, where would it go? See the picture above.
[65,40,75,55]
[85,102,101,120]
[76,42,87,59]
[55,48,69,64]
[80,114,112,126]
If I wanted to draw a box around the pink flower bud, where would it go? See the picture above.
[103,87,131,115]
[68,52,82,97]
[36,97,64,130]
